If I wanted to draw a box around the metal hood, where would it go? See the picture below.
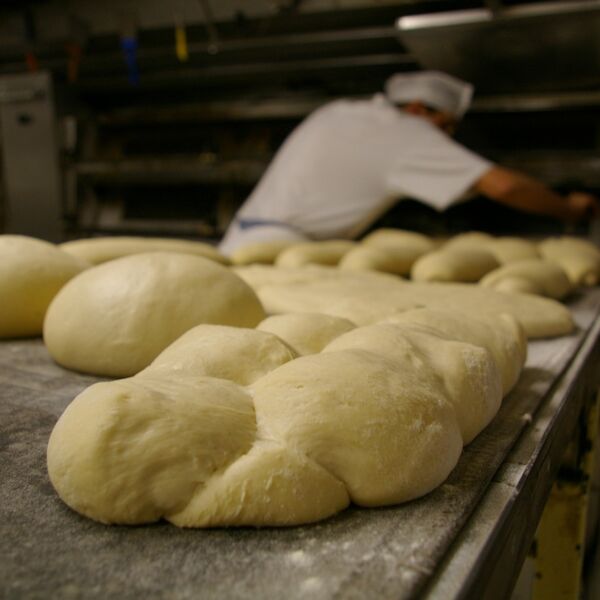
[396,1,600,94]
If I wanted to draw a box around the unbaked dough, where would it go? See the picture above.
[323,322,503,444]
[230,240,297,265]
[339,245,414,275]
[361,228,435,256]
[480,259,572,299]
[236,265,574,338]
[355,229,435,274]
[275,240,356,267]
[252,349,463,506]
[411,247,499,282]
[60,236,229,265]
[0,235,89,338]
[51,314,505,525]
[442,231,495,251]
[43,252,265,377]
[382,308,526,395]
[235,263,397,289]
[538,236,600,286]
[257,313,356,355]
[487,237,539,264]
[145,324,297,384]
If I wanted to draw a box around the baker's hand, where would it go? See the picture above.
[566,192,600,221]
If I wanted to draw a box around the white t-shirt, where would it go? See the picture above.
[220,96,491,254]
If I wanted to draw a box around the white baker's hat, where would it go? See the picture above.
[384,71,474,119]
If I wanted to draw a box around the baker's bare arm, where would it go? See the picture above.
[475,166,600,222]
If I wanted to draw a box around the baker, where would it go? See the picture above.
[219,71,600,255]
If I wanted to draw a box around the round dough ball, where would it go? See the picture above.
[411,247,499,283]
[252,349,462,506]
[60,236,229,265]
[43,252,266,377]
[0,235,89,338]
[257,313,356,355]
[275,240,356,267]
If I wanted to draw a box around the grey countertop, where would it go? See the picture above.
[2,290,600,600]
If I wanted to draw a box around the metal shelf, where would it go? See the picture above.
[74,157,267,185]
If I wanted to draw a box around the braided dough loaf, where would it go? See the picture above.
[60,236,229,265]
[48,308,522,527]
[43,252,265,377]
[0,235,89,338]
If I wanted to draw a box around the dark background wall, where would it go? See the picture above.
[1,0,599,240]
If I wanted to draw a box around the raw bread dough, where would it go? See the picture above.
[275,240,356,267]
[442,231,495,251]
[235,263,397,290]
[252,350,463,506]
[411,247,499,282]
[237,266,574,338]
[339,245,414,275]
[170,439,349,527]
[145,324,297,384]
[230,240,296,265]
[48,307,520,526]
[434,233,539,266]
[480,259,572,299]
[487,237,539,264]
[0,235,89,338]
[361,228,435,256]
[538,237,600,286]
[382,308,526,395]
[48,373,261,524]
[60,236,229,265]
[355,228,435,274]
[43,252,265,377]
[257,313,356,355]
[323,323,503,444]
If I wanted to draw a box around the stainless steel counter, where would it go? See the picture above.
[2,290,599,599]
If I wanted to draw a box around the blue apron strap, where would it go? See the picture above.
[237,218,302,234]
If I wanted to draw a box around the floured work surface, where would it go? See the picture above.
[2,290,600,600]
